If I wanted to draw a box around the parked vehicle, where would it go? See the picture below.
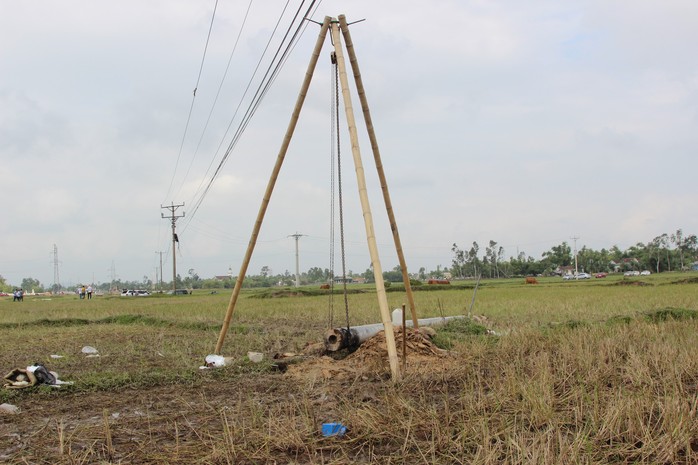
[121,289,150,297]
[563,273,591,280]
[623,271,640,277]
[640,270,651,275]
[594,272,608,278]
[167,289,191,295]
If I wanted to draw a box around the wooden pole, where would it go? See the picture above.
[338,15,419,329]
[402,303,407,372]
[330,19,400,380]
[214,17,332,354]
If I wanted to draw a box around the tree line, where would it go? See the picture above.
[2,229,696,293]
[450,229,697,279]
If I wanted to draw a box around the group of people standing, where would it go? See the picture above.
[12,288,24,302]
[77,285,93,299]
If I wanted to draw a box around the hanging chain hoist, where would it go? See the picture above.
[327,50,353,342]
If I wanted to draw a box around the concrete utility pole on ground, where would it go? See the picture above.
[161,203,185,293]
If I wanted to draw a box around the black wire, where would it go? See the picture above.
[163,0,220,204]
[186,0,255,204]
[185,0,298,222]
[185,0,321,226]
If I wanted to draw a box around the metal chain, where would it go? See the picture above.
[334,57,351,332]
[328,53,337,329]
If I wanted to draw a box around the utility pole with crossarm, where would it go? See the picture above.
[288,232,306,287]
[161,203,185,293]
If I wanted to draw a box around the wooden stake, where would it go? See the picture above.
[331,19,400,380]
[214,17,332,354]
[402,303,407,372]
[338,15,420,329]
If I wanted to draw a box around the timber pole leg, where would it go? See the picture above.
[214,17,332,354]
[339,15,419,329]
[331,19,400,380]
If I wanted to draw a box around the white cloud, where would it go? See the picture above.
[1,0,697,286]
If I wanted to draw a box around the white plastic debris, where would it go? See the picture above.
[81,346,100,357]
[206,354,226,367]
[50,354,64,359]
[247,352,264,363]
[0,403,20,415]
[52,379,74,387]
[200,354,236,369]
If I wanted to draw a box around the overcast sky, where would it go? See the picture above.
[1,1,697,288]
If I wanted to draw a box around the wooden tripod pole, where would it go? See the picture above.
[339,15,419,329]
[330,19,401,380]
[214,16,332,354]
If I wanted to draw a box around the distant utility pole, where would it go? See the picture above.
[155,251,163,291]
[108,260,117,292]
[161,202,185,293]
[571,236,580,274]
[288,232,306,287]
[52,244,61,292]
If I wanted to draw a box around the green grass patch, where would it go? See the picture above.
[431,318,490,349]
[250,287,367,298]
[644,307,698,322]
[0,314,252,333]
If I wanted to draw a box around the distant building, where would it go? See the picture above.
[610,258,639,272]
[555,265,575,276]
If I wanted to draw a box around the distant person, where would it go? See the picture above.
[87,285,93,299]
[17,289,24,302]
[13,289,20,302]
[79,285,86,299]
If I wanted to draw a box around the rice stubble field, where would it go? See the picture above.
[0,274,696,464]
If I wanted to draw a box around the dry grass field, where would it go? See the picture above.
[0,273,696,464]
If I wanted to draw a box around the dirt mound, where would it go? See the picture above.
[346,327,446,364]
[671,277,698,285]
[285,327,448,383]
[614,280,651,286]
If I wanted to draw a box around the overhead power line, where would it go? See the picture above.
[179,0,255,203]
[183,0,321,227]
[163,0,221,204]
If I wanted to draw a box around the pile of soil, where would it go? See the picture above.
[614,280,651,286]
[671,277,698,285]
[286,327,448,383]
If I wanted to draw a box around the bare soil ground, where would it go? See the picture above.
[2,322,697,464]
[0,329,456,464]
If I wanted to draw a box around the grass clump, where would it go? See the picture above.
[644,307,697,322]
[432,318,490,349]
[0,314,235,333]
